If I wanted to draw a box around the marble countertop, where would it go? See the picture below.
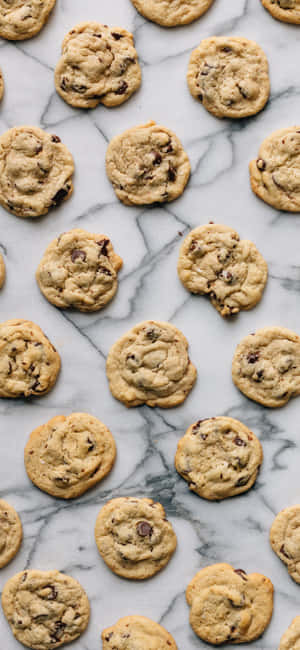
[1,0,300,648]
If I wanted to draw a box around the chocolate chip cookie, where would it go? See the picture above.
[186,563,274,645]
[106,320,197,408]
[0,319,61,398]
[102,616,177,648]
[249,127,300,212]
[232,327,300,408]
[262,0,300,24]
[187,37,270,119]
[36,229,123,312]
[0,126,74,218]
[279,617,300,649]
[0,500,22,568]
[95,497,177,579]
[55,22,141,109]
[0,0,56,40]
[130,0,214,27]
[270,505,300,584]
[0,251,5,289]
[177,224,268,317]
[106,121,191,206]
[175,416,263,500]
[2,569,90,649]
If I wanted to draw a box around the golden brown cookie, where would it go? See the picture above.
[262,0,300,24]
[0,500,22,568]
[279,617,300,649]
[270,505,300,584]
[130,0,215,27]
[102,616,177,648]
[0,0,56,40]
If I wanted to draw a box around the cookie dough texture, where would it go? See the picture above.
[262,0,300,24]
[131,0,214,27]
[0,252,5,288]
[250,127,300,212]
[232,327,300,408]
[95,497,177,579]
[187,37,270,119]
[0,319,60,398]
[279,617,300,649]
[106,121,191,206]
[0,0,56,40]
[2,570,90,650]
[186,563,274,645]
[55,22,141,109]
[177,224,268,317]
[0,126,74,218]
[36,229,123,312]
[24,413,116,499]
[102,616,177,649]
[0,500,22,568]
[175,416,263,500]
[270,505,300,584]
[106,320,197,408]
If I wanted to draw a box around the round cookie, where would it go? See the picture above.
[0,319,61,398]
[177,224,268,317]
[279,617,300,649]
[95,497,177,579]
[0,251,5,289]
[130,0,214,27]
[270,505,300,584]
[102,616,177,649]
[232,326,300,408]
[55,22,141,109]
[187,37,270,119]
[0,0,56,40]
[0,500,22,568]
[106,320,197,408]
[36,229,123,312]
[2,569,90,650]
[249,127,300,212]
[175,416,263,500]
[0,126,74,218]
[24,412,116,499]
[186,563,274,645]
[106,121,191,206]
[262,0,300,24]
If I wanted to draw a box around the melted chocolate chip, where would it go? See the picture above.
[222,46,233,52]
[234,436,247,447]
[256,158,266,171]
[136,521,153,537]
[145,327,160,341]
[167,165,177,182]
[52,185,70,206]
[97,238,110,256]
[105,632,114,641]
[111,32,123,40]
[247,352,259,364]
[152,151,162,165]
[51,622,66,641]
[71,249,86,263]
[46,585,58,600]
[51,135,61,143]
[235,475,249,487]
[98,265,112,276]
[234,568,248,581]
[115,81,128,95]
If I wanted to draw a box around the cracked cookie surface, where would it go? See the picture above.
[0,319,60,398]
[232,327,300,408]
[249,127,300,212]
[270,505,300,584]
[279,617,300,649]
[24,412,116,499]
[175,416,263,500]
[131,0,214,27]
[55,22,141,109]
[106,121,191,206]
[0,126,74,218]
[187,36,270,119]
[95,497,177,579]
[0,0,56,40]
[0,500,22,568]
[2,569,90,650]
[0,251,5,288]
[102,616,177,649]
[177,224,268,316]
[262,0,300,24]
[106,320,197,408]
[186,563,274,645]
[36,229,123,312]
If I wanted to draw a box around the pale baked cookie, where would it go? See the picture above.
[0,500,22,568]
[95,497,177,579]
[279,617,300,649]
[106,121,191,206]
[102,616,177,649]
[187,37,270,119]
[131,0,214,27]
[262,0,300,24]
[0,251,5,288]
[24,412,116,499]
[36,229,123,312]
[55,22,141,109]
[0,126,74,218]
[2,569,90,649]
[177,224,268,317]
[106,320,197,408]
[232,327,300,408]
[175,416,263,500]
[186,563,274,645]
[0,319,60,398]
[249,127,300,212]
[0,0,56,40]
[270,505,300,584]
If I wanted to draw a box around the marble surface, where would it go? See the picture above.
[1,0,300,648]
